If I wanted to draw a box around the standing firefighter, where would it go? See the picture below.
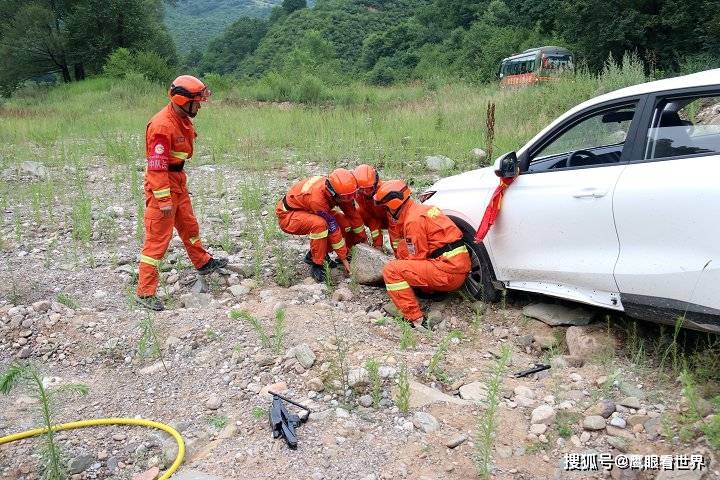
[276,169,361,282]
[374,180,471,330]
[135,75,227,311]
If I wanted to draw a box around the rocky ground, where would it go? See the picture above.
[1,160,718,480]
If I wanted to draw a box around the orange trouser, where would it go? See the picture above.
[137,191,211,296]
[383,257,469,321]
[334,211,366,250]
[276,202,341,265]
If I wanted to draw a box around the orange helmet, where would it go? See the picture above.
[326,168,358,203]
[169,75,211,107]
[353,164,379,197]
[374,179,412,215]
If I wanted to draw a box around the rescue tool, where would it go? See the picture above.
[268,391,311,449]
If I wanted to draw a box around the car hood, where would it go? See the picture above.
[428,166,497,192]
[423,166,499,228]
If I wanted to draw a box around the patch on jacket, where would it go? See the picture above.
[405,238,416,256]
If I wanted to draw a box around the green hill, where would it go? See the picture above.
[165,0,282,53]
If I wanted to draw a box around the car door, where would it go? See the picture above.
[613,89,720,332]
[487,100,643,309]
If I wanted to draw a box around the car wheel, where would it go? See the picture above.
[451,217,502,303]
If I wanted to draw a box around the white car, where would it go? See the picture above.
[421,69,720,333]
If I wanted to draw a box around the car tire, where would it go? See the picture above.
[450,217,502,303]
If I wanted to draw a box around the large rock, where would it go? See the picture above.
[3,161,49,180]
[425,155,454,171]
[531,405,556,425]
[472,148,488,162]
[523,303,594,327]
[406,380,471,408]
[69,454,95,474]
[586,400,615,419]
[459,382,487,402]
[351,244,392,285]
[190,276,210,294]
[293,343,316,369]
[583,415,606,430]
[413,412,440,433]
[348,368,370,388]
[180,293,212,309]
[565,325,616,358]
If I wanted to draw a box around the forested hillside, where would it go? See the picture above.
[1,0,719,98]
[165,0,281,53]
[194,0,720,87]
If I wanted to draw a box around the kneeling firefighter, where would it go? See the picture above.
[275,168,363,282]
[373,180,471,330]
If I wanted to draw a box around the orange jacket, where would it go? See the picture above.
[283,176,364,259]
[356,193,388,247]
[144,103,196,209]
[394,200,469,272]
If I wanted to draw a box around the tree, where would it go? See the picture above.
[199,17,268,75]
[0,0,177,93]
[0,1,76,85]
[282,0,307,15]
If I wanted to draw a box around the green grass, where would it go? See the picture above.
[207,415,229,429]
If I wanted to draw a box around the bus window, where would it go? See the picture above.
[541,54,573,73]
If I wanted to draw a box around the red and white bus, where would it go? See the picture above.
[498,46,574,86]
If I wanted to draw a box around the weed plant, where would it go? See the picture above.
[1,363,89,480]
[475,345,511,479]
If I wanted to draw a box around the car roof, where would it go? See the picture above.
[518,68,720,155]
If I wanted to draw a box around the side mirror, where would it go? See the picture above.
[493,151,519,178]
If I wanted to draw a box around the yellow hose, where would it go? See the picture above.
[0,417,185,480]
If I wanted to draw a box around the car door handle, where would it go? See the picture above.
[572,189,607,199]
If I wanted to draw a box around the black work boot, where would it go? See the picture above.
[197,257,228,275]
[409,316,432,333]
[304,251,337,268]
[135,294,165,312]
[310,263,326,283]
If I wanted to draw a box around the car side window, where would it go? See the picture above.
[527,103,637,173]
[644,94,720,160]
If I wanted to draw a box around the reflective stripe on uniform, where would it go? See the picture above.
[309,230,329,240]
[331,238,346,250]
[153,188,171,199]
[140,255,160,267]
[371,230,380,238]
[344,227,351,232]
[427,207,440,218]
[385,281,410,291]
[443,245,468,258]
[189,236,200,245]
[170,151,189,160]
[301,176,323,193]
[352,225,365,234]
[392,239,400,248]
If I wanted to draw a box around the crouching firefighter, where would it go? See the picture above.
[135,75,228,311]
[373,180,471,330]
[275,168,359,282]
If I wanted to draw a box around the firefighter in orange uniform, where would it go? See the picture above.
[373,180,471,330]
[135,75,227,311]
[353,164,405,255]
[276,168,360,282]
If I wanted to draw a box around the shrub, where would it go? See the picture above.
[103,48,175,85]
